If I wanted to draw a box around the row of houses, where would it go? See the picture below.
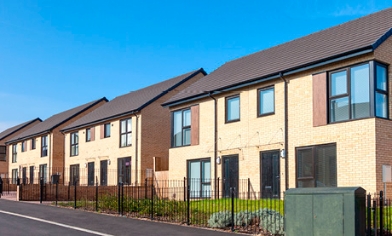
[2,8,392,197]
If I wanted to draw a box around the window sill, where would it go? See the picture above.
[258,112,275,117]
[120,145,132,148]
[225,119,240,124]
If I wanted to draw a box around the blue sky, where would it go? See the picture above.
[0,0,391,132]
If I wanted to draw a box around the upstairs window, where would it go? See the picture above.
[225,95,240,123]
[21,141,26,152]
[41,136,48,157]
[120,118,132,147]
[86,128,91,142]
[0,145,6,161]
[172,108,191,147]
[258,86,275,116]
[104,123,111,138]
[70,132,79,156]
[12,144,17,163]
[329,61,388,123]
[31,138,36,150]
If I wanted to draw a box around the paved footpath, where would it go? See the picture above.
[0,198,238,236]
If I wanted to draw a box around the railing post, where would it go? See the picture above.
[367,193,371,236]
[380,191,384,236]
[247,178,250,199]
[39,177,43,204]
[118,182,121,215]
[55,181,58,206]
[95,176,98,212]
[144,178,147,199]
[121,182,124,216]
[74,180,77,209]
[217,177,220,200]
[183,177,186,202]
[231,187,235,232]
[151,181,154,220]
[373,199,377,236]
[187,183,190,225]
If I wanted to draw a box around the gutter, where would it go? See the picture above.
[279,73,289,191]
[208,92,218,197]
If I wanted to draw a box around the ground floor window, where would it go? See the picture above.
[187,158,211,198]
[39,164,47,184]
[296,143,337,188]
[12,169,18,184]
[88,162,95,186]
[29,166,34,184]
[70,164,80,185]
[118,157,131,185]
[100,160,108,186]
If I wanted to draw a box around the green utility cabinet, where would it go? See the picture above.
[284,187,366,236]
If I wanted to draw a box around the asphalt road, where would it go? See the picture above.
[0,199,235,236]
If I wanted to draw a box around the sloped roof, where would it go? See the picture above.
[62,68,206,131]
[163,7,392,106]
[0,118,42,141]
[7,97,107,143]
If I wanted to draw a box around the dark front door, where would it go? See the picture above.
[261,150,280,198]
[222,155,239,197]
[100,160,108,186]
[22,167,27,185]
[88,162,95,186]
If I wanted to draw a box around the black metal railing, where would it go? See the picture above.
[18,177,284,235]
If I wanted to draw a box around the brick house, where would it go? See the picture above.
[61,69,206,186]
[6,98,107,184]
[0,118,42,177]
[162,8,392,197]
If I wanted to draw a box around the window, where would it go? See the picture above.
[86,128,91,142]
[258,87,275,116]
[100,160,108,186]
[12,169,18,184]
[329,61,388,122]
[87,162,95,186]
[118,157,131,184]
[29,166,34,184]
[39,164,47,183]
[120,118,132,147]
[12,144,17,163]
[376,63,388,118]
[296,144,337,188]
[31,138,36,150]
[70,132,79,156]
[21,141,26,152]
[187,158,211,198]
[41,136,48,157]
[0,145,6,161]
[104,123,111,138]
[70,164,80,185]
[225,95,240,122]
[172,108,191,147]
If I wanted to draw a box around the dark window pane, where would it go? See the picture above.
[376,64,387,91]
[351,64,370,119]
[376,93,388,118]
[315,145,337,187]
[297,148,313,178]
[330,97,349,122]
[331,71,347,96]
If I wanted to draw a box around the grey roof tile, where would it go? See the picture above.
[164,8,392,105]
[0,118,42,141]
[62,68,206,131]
[7,98,107,143]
